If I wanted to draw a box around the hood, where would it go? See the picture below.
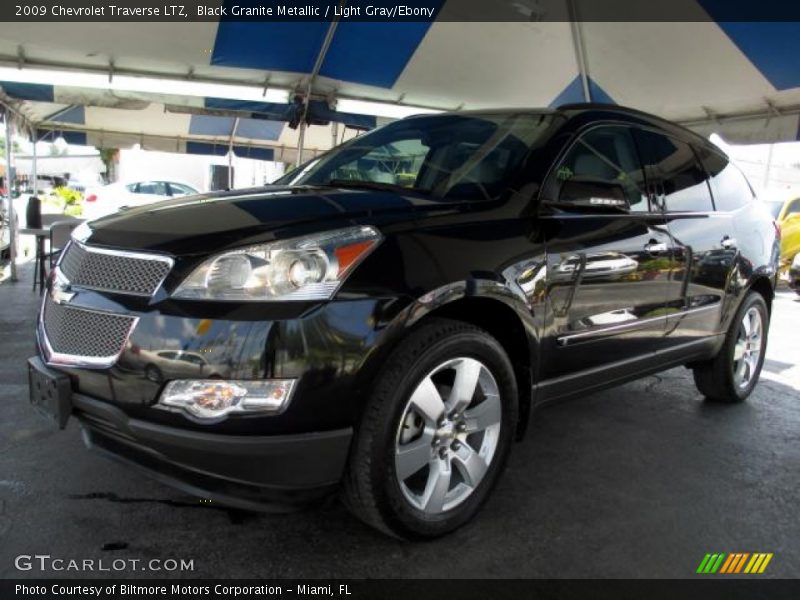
[81,185,459,255]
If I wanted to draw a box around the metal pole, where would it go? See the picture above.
[228,148,233,189]
[228,117,239,190]
[295,3,343,167]
[5,114,17,281]
[567,0,592,102]
[32,131,38,196]
[295,121,307,167]
[762,143,774,191]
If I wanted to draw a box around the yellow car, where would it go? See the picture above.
[766,196,800,269]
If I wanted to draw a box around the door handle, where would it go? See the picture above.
[644,240,668,255]
[721,236,737,249]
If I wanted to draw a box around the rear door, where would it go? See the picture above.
[538,124,673,383]
[633,129,736,343]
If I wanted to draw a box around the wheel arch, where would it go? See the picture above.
[358,282,538,441]
[748,275,775,314]
[425,297,534,440]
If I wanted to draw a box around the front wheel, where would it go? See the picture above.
[692,291,769,403]
[343,318,518,539]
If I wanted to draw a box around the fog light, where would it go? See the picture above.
[157,380,296,421]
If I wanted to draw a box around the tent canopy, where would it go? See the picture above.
[0,2,799,153]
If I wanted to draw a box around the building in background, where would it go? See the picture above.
[114,147,285,193]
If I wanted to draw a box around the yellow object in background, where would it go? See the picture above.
[765,196,800,268]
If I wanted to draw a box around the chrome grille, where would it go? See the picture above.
[42,295,136,362]
[59,241,172,297]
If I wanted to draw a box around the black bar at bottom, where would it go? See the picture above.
[3,579,800,600]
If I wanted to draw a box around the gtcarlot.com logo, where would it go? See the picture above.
[14,554,194,572]
[696,552,773,574]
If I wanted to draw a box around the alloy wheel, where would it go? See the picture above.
[394,357,502,514]
[732,306,763,390]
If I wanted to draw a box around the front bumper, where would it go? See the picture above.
[32,270,407,508]
[73,391,353,511]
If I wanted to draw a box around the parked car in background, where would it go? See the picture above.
[132,348,224,383]
[83,180,199,220]
[764,195,800,270]
[29,105,778,539]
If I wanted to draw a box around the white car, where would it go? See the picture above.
[83,180,200,220]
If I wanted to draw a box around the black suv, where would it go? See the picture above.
[28,105,779,539]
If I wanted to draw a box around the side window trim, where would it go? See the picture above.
[629,126,661,214]
[689,144,717,213]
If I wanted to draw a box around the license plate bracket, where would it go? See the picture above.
[28,357,72,429]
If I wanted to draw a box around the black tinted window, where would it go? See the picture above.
[786,198,800,216]
[697,149,753,212]
[635,130,713,212]
[136,181,169,196]
[169,183,197,196]
[555,126,649,211]
[281,113,556,201]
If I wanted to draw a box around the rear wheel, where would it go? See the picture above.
[343,318,518,539]
[692,291,769,403]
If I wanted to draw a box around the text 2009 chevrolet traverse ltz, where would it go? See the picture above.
[29,105,779,538]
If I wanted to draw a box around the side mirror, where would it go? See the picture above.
[556,179,629,211]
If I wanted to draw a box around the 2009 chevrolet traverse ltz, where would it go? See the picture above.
[29,105,779,539]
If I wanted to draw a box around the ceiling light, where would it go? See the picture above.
[336,98,442,120]
[0,66,290,104]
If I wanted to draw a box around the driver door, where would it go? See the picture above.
[538,125,673,390]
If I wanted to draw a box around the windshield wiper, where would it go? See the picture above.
[325,179,413,194]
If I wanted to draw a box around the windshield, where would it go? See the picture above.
[277,112,556,201]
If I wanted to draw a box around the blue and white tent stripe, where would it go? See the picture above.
[1,9,800,147]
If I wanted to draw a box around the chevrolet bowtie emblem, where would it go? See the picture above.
[50,270,76,305]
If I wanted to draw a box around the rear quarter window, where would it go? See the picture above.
[697,149,754,212]
[634,129,714,212]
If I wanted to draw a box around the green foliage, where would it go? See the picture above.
[0,138,23,158]
[54,186,82,205]
[45,186,84,216]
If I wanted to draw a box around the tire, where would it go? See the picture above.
[692,291,769,403]
[343,317,518,539]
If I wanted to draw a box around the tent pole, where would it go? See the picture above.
[567,0,592,102]
[31,131,38,196]
[762,143,774,190]
[295,3,343,166]
[5,114,17,281]
[228,117,239,190]
[295,121,307,167]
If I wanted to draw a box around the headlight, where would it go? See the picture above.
[793,253,800,268]
[173,225,381,301]
[157,379,296,421]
